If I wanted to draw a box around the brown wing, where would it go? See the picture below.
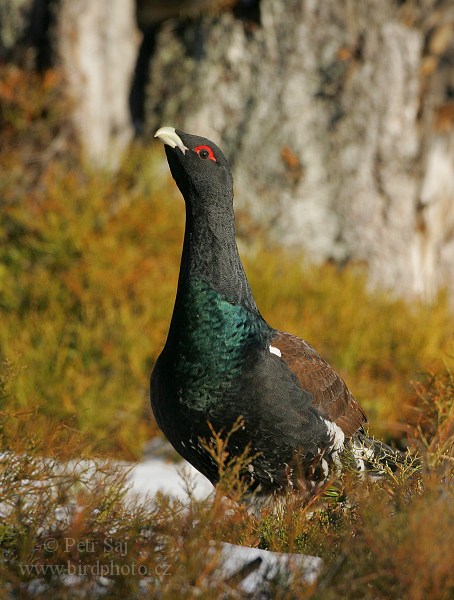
[271,331,367,438]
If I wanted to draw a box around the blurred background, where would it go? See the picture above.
[1,0,453,459]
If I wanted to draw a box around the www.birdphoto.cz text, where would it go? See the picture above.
[18,561,171,578]
[19,537,172,578]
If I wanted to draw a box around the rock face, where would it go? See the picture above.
[3,0,453,300]
[145,0,454,301]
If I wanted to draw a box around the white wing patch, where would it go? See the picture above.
[322,418,345,452]
[269,345,282,357]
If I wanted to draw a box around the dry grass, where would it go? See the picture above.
[1,358,453,598]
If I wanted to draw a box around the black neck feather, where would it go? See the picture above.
[176,190,259,314]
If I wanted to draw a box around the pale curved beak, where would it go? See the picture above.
[154,126,188,154]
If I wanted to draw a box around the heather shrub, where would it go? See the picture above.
[1,358,452,599]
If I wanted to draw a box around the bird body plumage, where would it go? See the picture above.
[151,126,387,497]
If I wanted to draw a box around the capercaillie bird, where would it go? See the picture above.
[151,126,400,498]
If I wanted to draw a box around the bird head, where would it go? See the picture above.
[154,127,234,210]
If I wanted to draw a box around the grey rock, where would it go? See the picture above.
[146,0,454,301]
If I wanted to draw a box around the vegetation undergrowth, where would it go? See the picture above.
[1,358,453,599]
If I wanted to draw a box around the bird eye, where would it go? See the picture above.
[194,145,216,162]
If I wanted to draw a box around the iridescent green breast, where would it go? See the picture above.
[168,277,270,411]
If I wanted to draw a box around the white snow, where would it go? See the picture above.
[127,456,322,588]
[4,450,322,592]
[127,457,213,501]
[215,541,322,591]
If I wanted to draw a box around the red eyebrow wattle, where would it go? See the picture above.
[194,145,216,162]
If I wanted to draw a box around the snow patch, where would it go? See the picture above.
[127,457,213,502]
[216,541,322,591]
